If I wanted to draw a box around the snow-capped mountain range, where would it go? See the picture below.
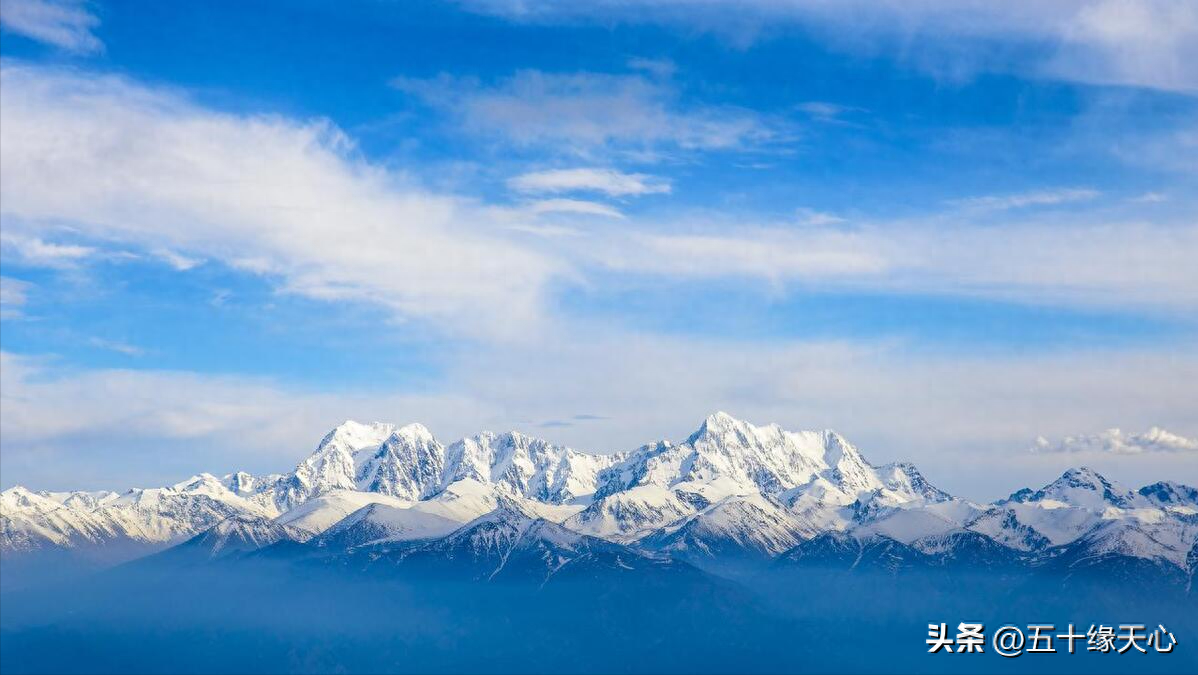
[3,412,1196,584]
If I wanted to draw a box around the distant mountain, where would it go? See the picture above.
[1044,515,1198,578]
[3,413,1196,592]
[912,530,1027,569]
[1022,466,1144,509]
[639,493,810,560]
[379,501,679,583]
[314,503,459,550]
[777,532,932,574]
[1140,480,1198,508]
[271,421,622,513]
[274,489,414,536]
[566,484,695,542]
[1,473,273,563]
[965,467,1181,561]
[168,514,305,560]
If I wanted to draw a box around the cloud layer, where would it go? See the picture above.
[0,276,31,318]
[2,57,1195,498]
[460,0,1198,92]
[1031,427,1198,454]
[586,217,1198,313]
[5,62,1195,340]
[394,70,785,157]
[0,64,560,335]
[0,0,102,53]
[509,168,671,197]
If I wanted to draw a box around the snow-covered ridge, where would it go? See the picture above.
[3,414,1196,576]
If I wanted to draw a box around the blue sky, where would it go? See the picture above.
[1,0,1196,498]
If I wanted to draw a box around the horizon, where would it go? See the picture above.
[2,410,1189,504]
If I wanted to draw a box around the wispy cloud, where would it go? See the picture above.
[795,207,846,226]
[579,214,1198,313]
[611,229,889,283]
[458,0,1198,93]
[1130,192,1168,204]
[1110,121,1198,175]
[626,57,676,79]
[0,276,31,319]
[527,198,626,219]
[87,337,145,357]
[5,63,1194,342]
[152,248,204,271]
[1031,427,1198,454]
[509,168,671,197]
[949,188,1101,211]
[795,101,863,124]
[393,70,786,156]
[0,63,559,337]
[1050,0,1198,92]
[0,232,95,268]
[538,419,573,428]
[0,0,101,54]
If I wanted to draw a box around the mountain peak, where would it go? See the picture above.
[317,420,398,452]
[380,423,440,451]
[688,411,752,441]
[1138,481,1198,507]
[171,473,224,492]
[1030,466,1139,509]
[0,486,56,512]
[393,422,435,441]
[1052,467,1122,492]
[705,410,739,425]
[1063,466,1102,479]
[1,485,36,498]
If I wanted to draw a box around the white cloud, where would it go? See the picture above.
[0,63,560,336]
[0,276,31,318]
[0,0,102,54]
[7,62,1187,342]
[580,216,1198,312]
[509,168,671,197]
[152,248,204,271]
[950,188,1101,211]
[0,231,95,268]
[393,70,785,156]
[626,56,676,79]
[1130,192,1168,203]
[527,198,626,219]
[795,101,862,124]
[1110,122,1198,175]
[795,207,846,226]
[1031,427,1198,454]
[460,0,1198,93]
[87,338,144,357]
[1052,0,1198,92]
[609,229,888,283]
[503,223,585,238]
